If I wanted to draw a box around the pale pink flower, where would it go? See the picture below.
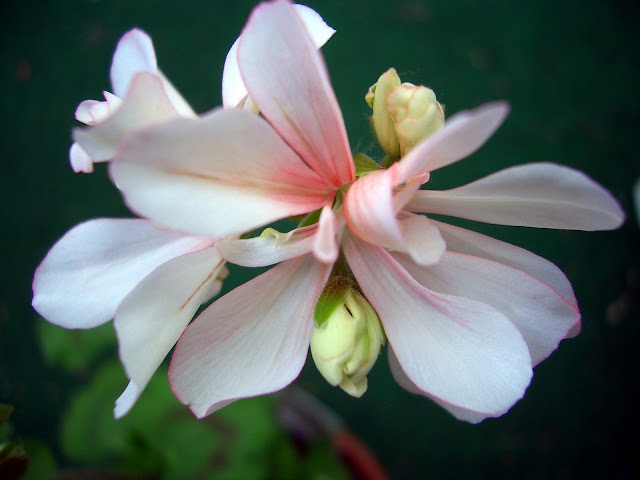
[40,0,625,423]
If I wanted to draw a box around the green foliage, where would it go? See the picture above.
[37,321,117,372]
[59,359,351,479]
[21,439,58,480]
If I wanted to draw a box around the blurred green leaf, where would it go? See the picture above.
[38,321,117,372]
[22,438,58,480]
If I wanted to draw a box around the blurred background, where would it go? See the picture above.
[1,0,638,478]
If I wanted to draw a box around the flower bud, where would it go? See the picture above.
[311,280,385,397]
[366,68,444,158]
[387,83,444,155]
[366,68,402,158]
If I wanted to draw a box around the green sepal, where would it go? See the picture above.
[354,153,382,177]
[298,208,322,228]
[314,277,352,327]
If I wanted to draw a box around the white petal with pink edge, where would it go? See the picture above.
[169,254,332,418]
[74,73,180,163]
[222,3,335,109]
[110,108,330,238]
[393,250,580,365]
[32,218,212,329]
[113,246,225,418]
[433,220,578,308]
[238,0,354,188]
[396,102,510,182]
[408,162,625,230]
[110,29,158,98]
[387,347,489,423]
[344,168,444,265]
[343,234,532,418]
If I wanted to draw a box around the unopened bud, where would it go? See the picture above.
[387,83,444,155]
[366,68,444,158]
[366,69,402,158]
[311,280,385,397]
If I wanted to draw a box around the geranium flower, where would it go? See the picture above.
[36,0,625,423]
[106,0,624,423]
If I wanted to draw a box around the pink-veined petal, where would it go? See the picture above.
[433,220,578,309]
[343,234,532,419]
[222,3,335,109]
[396,102,510,182]
[113,246,225,418]
[238,0,354,188]
[345,169,404,248]
[111,108,330,238]
[110,29,158,98]
[409,162,625,231]
[169,254,332,418]
[393,250,580,365]
[344,168,444,265]
[74,72,180,163]
[32,219,212,329]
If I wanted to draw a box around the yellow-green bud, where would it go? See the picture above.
[387,83,444,155]
[311,283,385,398]
[366,68,402,158]
[366,68,444,158]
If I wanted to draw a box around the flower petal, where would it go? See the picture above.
[393,250,580,365]
[409,163,625,231]
[114,381,140,419]
[238,0,354,188]
[113,246,225,418]
[158,71,197,118]
[111,107,330,238]
[69,143,94,173]
[222,3,335,109]
[387,347,489,423]
[344,168,444,265]
[110,29,158,98]
[169,254,332,418]
[74,72,180,162]
[396,102,509,182]
[433,220,578,308]
[313,205,339,264]
[397,213,446,266]
[343,234,532,418]
[218,227,315,267]
[32,219,212,329]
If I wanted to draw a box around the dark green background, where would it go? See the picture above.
[1,0,638,478]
